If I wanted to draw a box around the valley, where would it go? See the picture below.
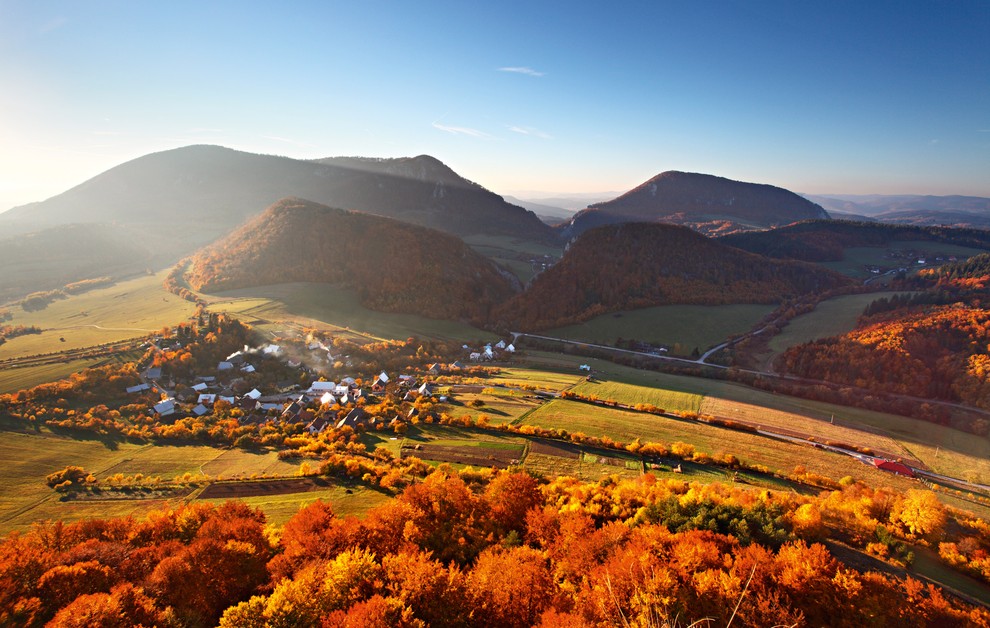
[4,150,990,624]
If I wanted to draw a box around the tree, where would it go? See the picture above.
[892,489,947,538]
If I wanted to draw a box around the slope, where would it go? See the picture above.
[719,220,990,263]
[498,222,852,330]
[560,171,828,238]
[1,146,550,241]
[186,198,517,323]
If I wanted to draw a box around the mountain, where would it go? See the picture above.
[559,171,829,239]
[497,222,852,330]
[719,220,990,263]
[186,198,518,323]
[502,196,575,225]
[0,145,552,245]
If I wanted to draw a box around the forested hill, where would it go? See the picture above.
[186,198,517,323]
[560,171,828,238]
[719,220,990,262]
[497,222,852,330]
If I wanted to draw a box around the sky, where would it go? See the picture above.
[1,0,988,212]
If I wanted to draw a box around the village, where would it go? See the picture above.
[129,328,518,443]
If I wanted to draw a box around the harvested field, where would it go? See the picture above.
[400,442,525,469]
[197,477,331,500]
[528,438,581,459]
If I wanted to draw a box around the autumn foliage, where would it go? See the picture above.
[500,222,852,330]
[2,470,986,627]
[185,198,517,323]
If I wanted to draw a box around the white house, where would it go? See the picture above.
[153,399,176,417]
[469,352,482,361]
[505,344,515,353]
[245,388,262,400]
[320,392,337,405]
[307,381,337,394]
[191,382,208,392]
[378,371,390,383]
[495,340,506,349]
[217,361,234,372]
[197,393,216,405]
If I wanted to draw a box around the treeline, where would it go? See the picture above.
[497,222,852,331]
[720,220,990,263]
[17,277,116,312]
[2,471,987,627]
[185,198,516,324]
[0,324,42,347]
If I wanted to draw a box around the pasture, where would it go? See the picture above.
[207,282,493,343]
[548,304,775,354]
[516,350,990,484]
[820,241,988,278]
[0,430,385,534]
[0,271,195,361]
[767,291,914,356]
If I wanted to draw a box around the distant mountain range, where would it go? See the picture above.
[498,222,851,330]
[560,171,829,238]
[187,198,517,323]
[805,194,990,230]
[0,146,550,242]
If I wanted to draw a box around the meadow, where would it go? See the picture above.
[0,430,383,534]
[207,282,493,343]
[0,271,196,361]
[820,241,988,278]
[766,291,914,357]
[515,350,990,485]
[548,303,775,354]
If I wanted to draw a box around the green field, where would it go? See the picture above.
[570,379,703,414]
[0,358,103,393]
[548,304,775,353]
[443,390,545,426]
[462,234,563,284]
[766,291,915,360]
[517,350,990,484]
[208,282,493,343]
[0,271,196,360]
[820,241,988,278]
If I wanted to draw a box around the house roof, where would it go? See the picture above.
[192,404,209,416]
[197,393,216,404]
[145,367,162,379]
[308,381,337,392]
[126,383,150,394]
[245,388,262,400]
[873,459,915,477]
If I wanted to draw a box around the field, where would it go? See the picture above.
[207,282,493,343]
[515,350,990,485]
[548,304,775,353]
[0,271,196,361]
[820,241,988,278]
[766,291,914,358]
[570,379,703,414]
[0,430,383,534]
[462,234,563,284]
[443,388,545,426]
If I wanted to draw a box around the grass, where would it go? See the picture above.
[516,351,990,485]
[488,365,585,391]
[570,379,703,414]
[522,399,919,489]
[0,271,196,360]
[767,291,915,356]
[207,282,493,343]
[443,391,545,426]
[0,430,355,534]
[548,304,775,353]
[197,486,391,525]
[820,241,988,278]
[0,358,103,393]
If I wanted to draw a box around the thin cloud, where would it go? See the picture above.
[508,125,552,140]
[432,122,491,138]
[497,66,545,77]
[261,135,319,149]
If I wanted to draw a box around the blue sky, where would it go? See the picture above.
[1,0,988,212]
